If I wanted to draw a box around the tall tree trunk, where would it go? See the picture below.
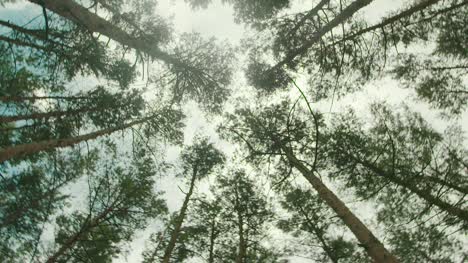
[423,174,468,195]
[0,114,156,163]
[357,158,468,222]
[234,186,246,263]
[281,146,399,263]
[28,0,188,70]
[1,95,88,103]
[286,0,330,38]
[208,218,217,263]
[0,106,99,123]
[328,0,443,46]
[161,167,198,263]
[270,0,373,71]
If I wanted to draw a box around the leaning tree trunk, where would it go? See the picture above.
[281,146,399,263]
[329,0,443,46]
[356,158,468,222]
[0,95,88,103]
[0,106,99,123]
[0,114,157,163]
[28,0,188,70]
[270,0,373,71]
[161,167,198,263]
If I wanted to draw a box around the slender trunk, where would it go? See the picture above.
[0,114,156,163]
[270,0,373,71]
[208,219,216,263]
[161,167,198,263]
[0,19,65,44]
[28,0,186,69]
[423,174,468,196]
[296,204,338,263]
[0,35,49,52]
[281,146,399,263]
[234,186,246,263]
[0,95,88,103]
[45,206,113,263]
[328,0,442,46]
[0,106,99,123]
[358,159,468,222]
[286,0,330,38]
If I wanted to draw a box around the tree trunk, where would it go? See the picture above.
[234,186,246,263]
[281,146,399,263]
[0,95,88,103]
[0,106,99,123]
[423,174,468,196]
[28,0,187,69]
[270,0,373,71]
[161,167,198,263]
[286,0,330,38]
[208,218,217,263]
[328,0,442,46]
[0,114,156,163]
[357,159,468,222]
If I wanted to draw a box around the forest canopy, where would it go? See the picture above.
[0,0,467,262]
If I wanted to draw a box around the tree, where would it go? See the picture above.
[221,100,398,263]
[242,0,467,114]
[159,137,225,263]
[42,147,167,263]
[0,106,184,163]
[186,0,290,28]
[0,151,94,262]
[211,169,278,263]
[324,103,468,225]
[24,0,234,113]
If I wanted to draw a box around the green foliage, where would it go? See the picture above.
[278,187,362,262]
[180,136,225,177]
[45,148,167,262]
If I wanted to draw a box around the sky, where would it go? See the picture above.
[1,0,467,262]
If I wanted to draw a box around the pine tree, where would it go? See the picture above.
[42,148,167,263]
[221,100,398,263]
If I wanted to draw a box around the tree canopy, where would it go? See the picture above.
[0,0,467,262]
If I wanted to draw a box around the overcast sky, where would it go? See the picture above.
[1,0,467,262]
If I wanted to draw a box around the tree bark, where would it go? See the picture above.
[286,0,330,38]
[423,174,468,196]
[161,167,198,263]
[270,0,373,71]
[328,0,442,46]
[234,185,246,263]
[0,114,156,163]
[0,95,88,103]
[208,218,217,263]
[281,146,399,263]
